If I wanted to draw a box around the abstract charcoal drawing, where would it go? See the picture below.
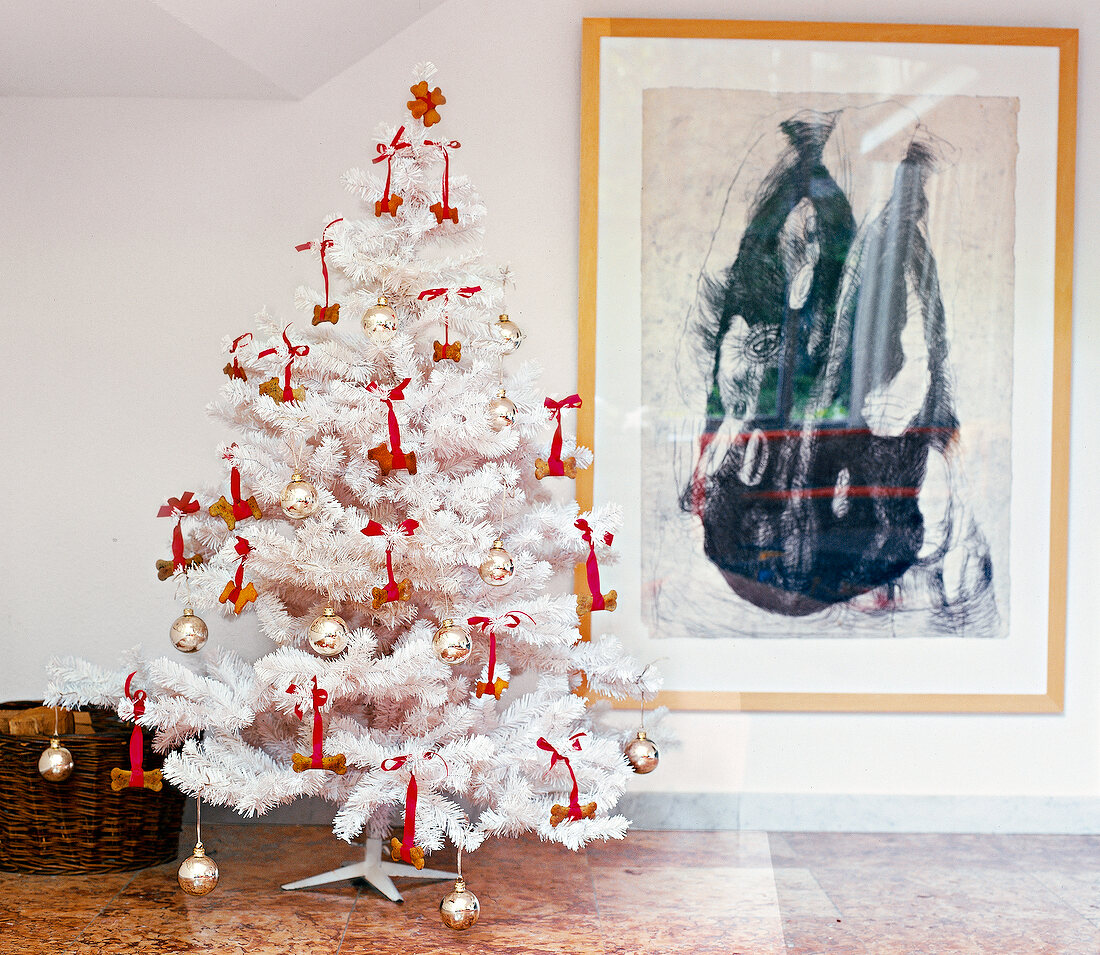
[640,91,1016,640]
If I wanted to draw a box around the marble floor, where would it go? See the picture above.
[2,827,1099,954]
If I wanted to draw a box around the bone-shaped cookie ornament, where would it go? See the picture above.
[550,800,597,828]
[475,676,509,700]
[433,339,461,362]
[292,752,347,774]
[111,767,163,792]
[312,303,340,326]
[390,837,425,869]
[577,589,617,615]
[535,456,577,480]
[372,578,412,609]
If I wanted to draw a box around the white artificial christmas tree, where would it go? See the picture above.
[47,64,659,912]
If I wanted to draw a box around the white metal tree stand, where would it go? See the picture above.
[280,836,458,902]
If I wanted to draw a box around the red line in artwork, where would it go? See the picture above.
[746,486,920,500]
[720,426,955,444]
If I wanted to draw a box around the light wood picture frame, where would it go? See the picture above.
[577,19,1077,712]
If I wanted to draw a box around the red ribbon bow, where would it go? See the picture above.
[258,325,309,404]
[372,127,410,214]
[381,751,448,866]
[467,612,534,699]
[287,676,328,768]
[423,140,461,224]
[544,395,582,476]
[418,286,480,349]
[295,218,343,308]
[157,491,199,519]
[367,378,413,462]
[123,671,147,789]
[575,519,613,611]
[537,735,585,821]
[417,285,482,301]
[158,492,199,573]
[362,519,419,601]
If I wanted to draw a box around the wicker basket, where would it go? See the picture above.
[0,700,186,874]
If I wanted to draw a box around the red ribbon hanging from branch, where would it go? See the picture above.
[258,325,309,404]
[536,736,586,822]
[372,127,410,216]
[381,751,448,867]
[158,492,200,573]
[419,286,479,359]
[543,395,582,476]
[225,332,252,380]
[366,378,415,474]
[286,676,328,769]
[123,672,147,789]
[423,140,461,224]
[576,519,614,612]
[219,536,257,614]
[361,519,419,603]
[467,612,534,699]
[295,218,343,308]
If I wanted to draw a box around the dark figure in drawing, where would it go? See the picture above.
[684,106,996,629]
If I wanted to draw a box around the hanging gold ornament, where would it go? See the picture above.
[170,608,209,653]
[487,389,517,432]
[362,295,398,344]
[177,842,220,896]
[37,737,74,783]
[433,618,472,664]
[307,607,350,657]
[478,540,514,586]
[491,314,525,353]
[280,471,319,519]
[624,730,659,774]
[439,879,480,930]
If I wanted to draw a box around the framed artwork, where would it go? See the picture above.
[577,19,1077,712]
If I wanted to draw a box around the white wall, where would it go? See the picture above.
[3,0,1097,824]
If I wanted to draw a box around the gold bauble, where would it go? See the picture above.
[170,608,209,653]
[177,842,219,896]
[362,295,398,344]
[478,539,514,586]
[433,618,472,665]
[307,607,349,657]
[37,737,74,783]
[624,730,659,774]
[280,471,319,519]
[439,879,480,930]
[487,390,517,432]
[491,314,525,353]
